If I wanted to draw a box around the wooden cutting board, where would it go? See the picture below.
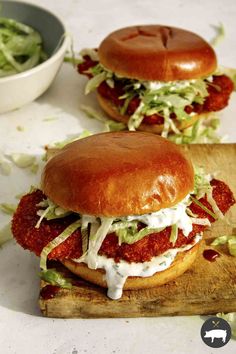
[39,144,236,318]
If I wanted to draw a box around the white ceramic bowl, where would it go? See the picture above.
[0,1,69,113]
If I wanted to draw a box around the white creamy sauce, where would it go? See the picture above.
[125,195,192,236]
[143,80,195,91]
[74,234,202,300]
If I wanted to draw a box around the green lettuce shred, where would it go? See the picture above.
[115,221,164,245]
[35,198,72,228]
[39,269,72,289]
[169,116,222,144]
[190,196,217,220]
[0,154,11,175]
[0,223,13,246]
[193,166,212,199]
[0,203,16,215]
[210,23,225,47]
[81,51,211,137]
[211,235,236,256]
[51,130,92,149]
[216,312,236,337]
[170,224,178,245]
[10,153,36,168]
[0,17,47,77]
[40,219,81,271]
[80,104,126,131]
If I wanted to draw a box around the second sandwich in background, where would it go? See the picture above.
[78,25,234,141]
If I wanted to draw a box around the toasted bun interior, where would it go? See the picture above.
[63,242,200,290]
[98,25,217,81]
[97,93,211,134]
[41,132,194,216]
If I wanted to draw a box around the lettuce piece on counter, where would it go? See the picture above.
[211,235,236,256]
[0,203,16,215]
[80,104,126,131]
[217,312,236,337]
[40,269,72,289]
[10,153,36,168]
[0,153,11,175]
[0,223,13,246]
[210,23,225,47]
[169,116,222,144]
[51,130,92,149]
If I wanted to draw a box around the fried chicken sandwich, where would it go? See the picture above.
[78,25,234,139]
[12,132,235,299]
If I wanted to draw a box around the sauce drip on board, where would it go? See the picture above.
[40,285,60,300]
[203,249,220,262]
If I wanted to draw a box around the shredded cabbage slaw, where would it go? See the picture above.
[82,49,211,138]
[0,17,47,77]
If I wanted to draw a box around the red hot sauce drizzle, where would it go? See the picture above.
[203,249,220,262]
[40,285,60,300]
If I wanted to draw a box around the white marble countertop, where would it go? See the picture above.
[0,0,236,353]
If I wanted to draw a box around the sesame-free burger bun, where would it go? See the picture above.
[97,93,212,134]
[98,25,217,81]
[41,132,194,216]
[63,242,200,290]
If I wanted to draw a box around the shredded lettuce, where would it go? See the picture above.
[169,224,178,245]
[10,153,36,168]
[87,217,114,268]
[190,196,217,220]
[211,235,236,257]
[0,223,13,246]
[0,17,47,77]
[85,72,107,95]
[216,312,236,337]
[228,238,236,257]
[50,130,92,149]
[115,221,165,245]
[81,226,89,255]
[35,198,71,228]
[192,166,224,220]
[30,163,39,174]
[190,217,211,226]
[194,166,212,199]
[80,104,126,131]
[39,269,72,289]
[169,116,222,144]
[0,153,11,175]
[40,219,81,271]
[210,23,225,47]
[81,50,211,137]
[0,203,16,215]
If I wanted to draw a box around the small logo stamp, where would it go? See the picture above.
[201,316,231,348]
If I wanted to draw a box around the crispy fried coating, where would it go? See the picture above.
[12,190,82,260]
[12,179,235,263]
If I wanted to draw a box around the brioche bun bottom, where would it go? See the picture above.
[97,93,211,134]
[62,242,200,291]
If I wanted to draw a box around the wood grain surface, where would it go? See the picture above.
[39,144,236,318]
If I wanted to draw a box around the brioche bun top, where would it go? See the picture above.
[41,132,194,216]
[98,25,217,81]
